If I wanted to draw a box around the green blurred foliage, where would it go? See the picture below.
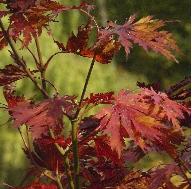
[0,0,190,186]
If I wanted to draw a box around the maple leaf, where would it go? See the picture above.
[96,89,186,157]
[0,64,27,86]
[30,137,71,171]
[116,171,150,189]
[97,15,179,62]
[4,91,77,138]
[1,0,72,46]
[138,88,190,129]
[55,22,120,64]
[94,135,121,164]
[82,158,127,188]
[149,164,180,189]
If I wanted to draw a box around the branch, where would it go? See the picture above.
[75,53,97,118]
[71,121,80,189]
[49,129,75,189]
[79,9,99,32]
[71,53,97,189]
[35,37,47,91]
[44,51,63,70]
[18,39,39,66]
[0,20,49,98]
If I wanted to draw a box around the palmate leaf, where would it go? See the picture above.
[4,87,77,138]
[96,88,188,158]
[0,0,68,46]
[0,1,91,47]
[97,15,179,62]
[55,22,120,64]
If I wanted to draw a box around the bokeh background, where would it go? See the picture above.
[0,0,190,186]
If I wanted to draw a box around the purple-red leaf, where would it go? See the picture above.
[97,15,179,62]
[4,92,77,138]
[55,22,120,64]
[96,89,186,157]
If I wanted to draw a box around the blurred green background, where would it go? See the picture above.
[0,0,190,186]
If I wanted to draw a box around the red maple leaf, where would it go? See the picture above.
[55,22,120,64]
[4,92,77,138]
[29,137,71,171]
[96,89,186,157]
[149,164,181,189]
[0,0,89,47]
[97,15,179,62]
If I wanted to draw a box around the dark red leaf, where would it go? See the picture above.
[94,135,121,164]
[79,116,100,135]
[31,137,70,171]
[149,164,179,189]
[4,93,77,138]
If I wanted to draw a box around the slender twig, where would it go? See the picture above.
[35,37,43,67]
[44,79,59,95]
[71,121,80,189]
[18,39,39,66]
[0,20,49,98]
[44,51,63,70]
[64,157,75,189]
[35,37,47,91]
[43,171,56,181]
[79,9,99,32]
[56,176,64,189]
[49,129,75,189]
[18,128,28,150]
[75,53,97,118]
[2,183,14,188]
